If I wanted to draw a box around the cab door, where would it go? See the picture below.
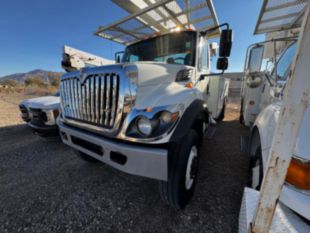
[241,43,265,126]
[260,42,297,111]
[195,36,210,102]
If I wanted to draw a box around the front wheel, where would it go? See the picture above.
[159,130,200,209]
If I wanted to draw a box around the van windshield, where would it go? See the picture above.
[122,31,196,66]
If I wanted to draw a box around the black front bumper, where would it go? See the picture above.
[28,122,59,137]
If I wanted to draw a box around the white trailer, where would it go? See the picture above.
[57,0,232,208]
[239,0,310,232]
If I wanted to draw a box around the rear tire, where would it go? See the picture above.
[74,150,99,163]
[159,130,200,209]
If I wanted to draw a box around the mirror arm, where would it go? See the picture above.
[200,23,230,37]
[194,72,225,86]
[206,71,224,76]
[199,71,224,80]
[264,73,274,87]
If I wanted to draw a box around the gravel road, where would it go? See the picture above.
[0,93,249,233]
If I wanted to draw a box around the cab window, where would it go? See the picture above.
[275,42,297,81]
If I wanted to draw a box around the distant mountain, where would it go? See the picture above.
[0,69,64,84]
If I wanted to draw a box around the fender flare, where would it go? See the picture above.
[170,100,208,143]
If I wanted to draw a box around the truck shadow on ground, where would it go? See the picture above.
[0,109,250,233]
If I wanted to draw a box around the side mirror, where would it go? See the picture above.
[115,51,124,64]
[247,45,264,73]
[216,29,233,71]
[217,57,228,70]
[219,29,233,57]
[199,23,233,74]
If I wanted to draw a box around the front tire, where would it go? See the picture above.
[159,130,200,209]
[248,130,263,190]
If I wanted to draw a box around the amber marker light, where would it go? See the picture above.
[185,82,193,88]
[171,112,179,122]
[53,109,59,118]
[285,157,310,190]
[144,107,153,113]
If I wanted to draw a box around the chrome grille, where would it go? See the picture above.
[60,74,120,129]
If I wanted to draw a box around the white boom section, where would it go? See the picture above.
[95,0,220,45]
[251,4,310,233]
[62,45,114,72]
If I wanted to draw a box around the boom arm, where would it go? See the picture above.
[61,45,114,72]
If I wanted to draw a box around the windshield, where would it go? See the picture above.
[274,42,297,81]
[122,31,196,66]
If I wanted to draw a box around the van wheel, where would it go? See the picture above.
[248,130,263,190]
[74,150,99,163]
[159,130,199,209]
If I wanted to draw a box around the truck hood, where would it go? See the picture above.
[124,62,196,109]
[20,96,60,110]
[127,62,192,87]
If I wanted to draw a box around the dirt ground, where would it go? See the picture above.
[0,93,39,127]
[0,93,249,233]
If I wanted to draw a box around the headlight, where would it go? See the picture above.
[160,111,172,123]
[44,110,56,125]
[125,107,180,139]
[137,117,153,136]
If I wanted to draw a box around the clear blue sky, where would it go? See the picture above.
[0,0,264,77]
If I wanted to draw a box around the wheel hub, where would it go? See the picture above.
[185,146,198,190]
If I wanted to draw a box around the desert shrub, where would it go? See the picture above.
[50,76,60,87]
[0,79,19,87]
[25,75,48,88]
[24,85,57,96]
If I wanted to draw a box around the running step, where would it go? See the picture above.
[240,135,250,154]
[204,126,216,139]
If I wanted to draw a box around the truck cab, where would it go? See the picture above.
[57,0,232,208]
[239,0,310,226]
[240,34,298,127]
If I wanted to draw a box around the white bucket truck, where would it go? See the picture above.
[57,0,232,208]
[239,0,310,231]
